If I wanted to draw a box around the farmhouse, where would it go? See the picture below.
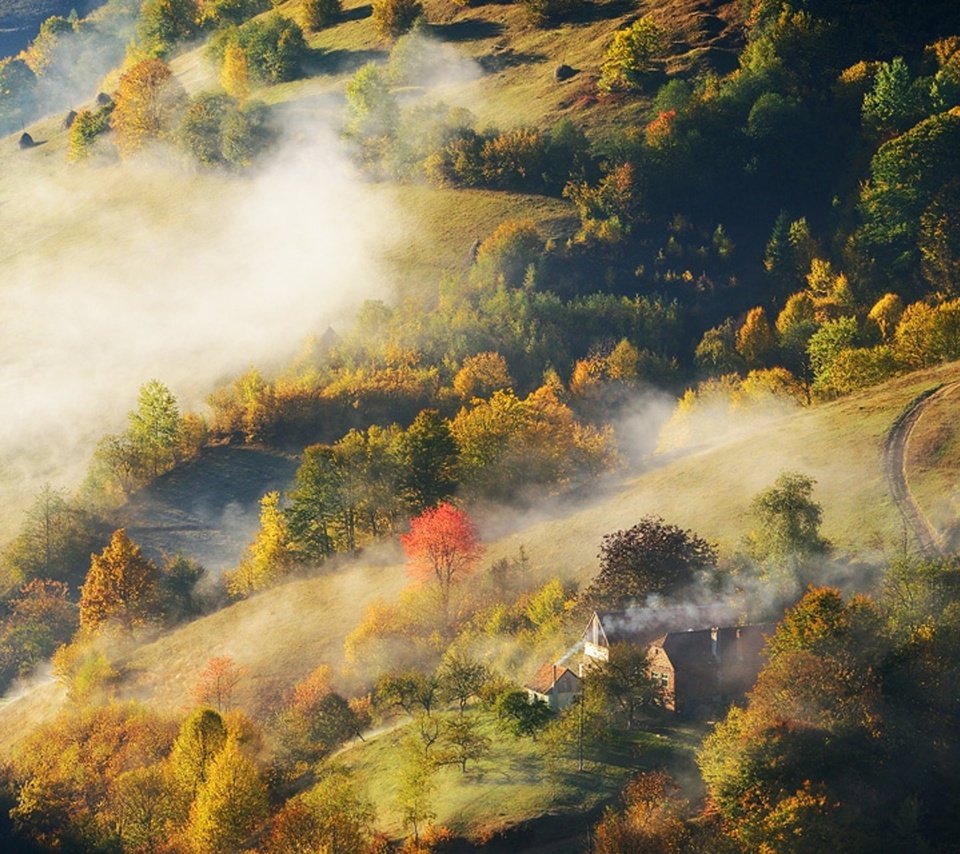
[580,609,772,716]
[647,624,772,715]
[581,605,736,662]
[524,663,582,710]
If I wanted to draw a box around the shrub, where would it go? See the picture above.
[473,220,543,288]
[298,0,341,31]
[519,0,581,25]
[598,16,663,93]
[199,0,270,27]
[480,127,549,191]
[371,0,422,40]
[67,104,113,161]
[214,14,306,85]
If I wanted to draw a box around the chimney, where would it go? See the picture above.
[710,627,720,661]
[552,663,558,689]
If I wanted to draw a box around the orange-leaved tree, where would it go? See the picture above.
[400,503,483,618]
[192,656,246,712]
[111,58,187,157]
[79,529,161,632]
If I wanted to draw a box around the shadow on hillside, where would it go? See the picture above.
[555,0,635,25]
[117,445,299,571]
[429,18,504,42]
[478,47,547,73]
[308,47,388,75]
[341,3,372,21]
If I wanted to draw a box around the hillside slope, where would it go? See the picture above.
[2,361,957,753]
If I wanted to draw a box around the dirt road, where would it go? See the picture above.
[881,383,958,558]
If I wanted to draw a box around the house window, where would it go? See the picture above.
[660,673,669,687]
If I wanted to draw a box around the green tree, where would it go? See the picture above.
[439,714,491,772]
[857,110,960,292]
[67,105,113,162]
[219,14,306,85]
[79,529,161,632]
[1,486,101,588]
[775,292,818,371]
[584,517,717,609]
[495,690,553,738]
[396,736,436,844]
[806,315,859,391]
[590,642,661,730]
[105,765,176,853]
[199,0,268,27]
[472,219,542,288]
[919,187,960,298]
[694,319,746,377]
[745,471,829,566]
[598,17,663,93]
[399,409,458,510]
[178,92,233,164]
[862,57,926,137]
[287,445,341,562]
[221,100,272,167]
[375,669,440,717]
[128,380,182,477]
[438,653,490,713]
[344,62,398,139]
[187,736,268,853]
[137,0,200,55]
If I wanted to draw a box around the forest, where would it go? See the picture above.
[0,0,959,850]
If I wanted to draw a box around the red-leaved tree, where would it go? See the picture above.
[192,655,246,712]
[400,503,483,618]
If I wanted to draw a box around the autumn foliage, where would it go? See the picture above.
[400,503,483,613]
[79,529,161,632]
[110,58,187,157]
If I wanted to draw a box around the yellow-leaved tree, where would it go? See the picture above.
[79,529,161,632]
[225,492,293,598]
[111,58,187,156]
[187,736,268,853]
[220,42,250,99]
[736,306,777,368]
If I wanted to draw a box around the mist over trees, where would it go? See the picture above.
[3,0,960,850]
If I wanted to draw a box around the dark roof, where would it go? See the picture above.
[653,625,773,670]
[590,604,740,646]
[525,663,579,694]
